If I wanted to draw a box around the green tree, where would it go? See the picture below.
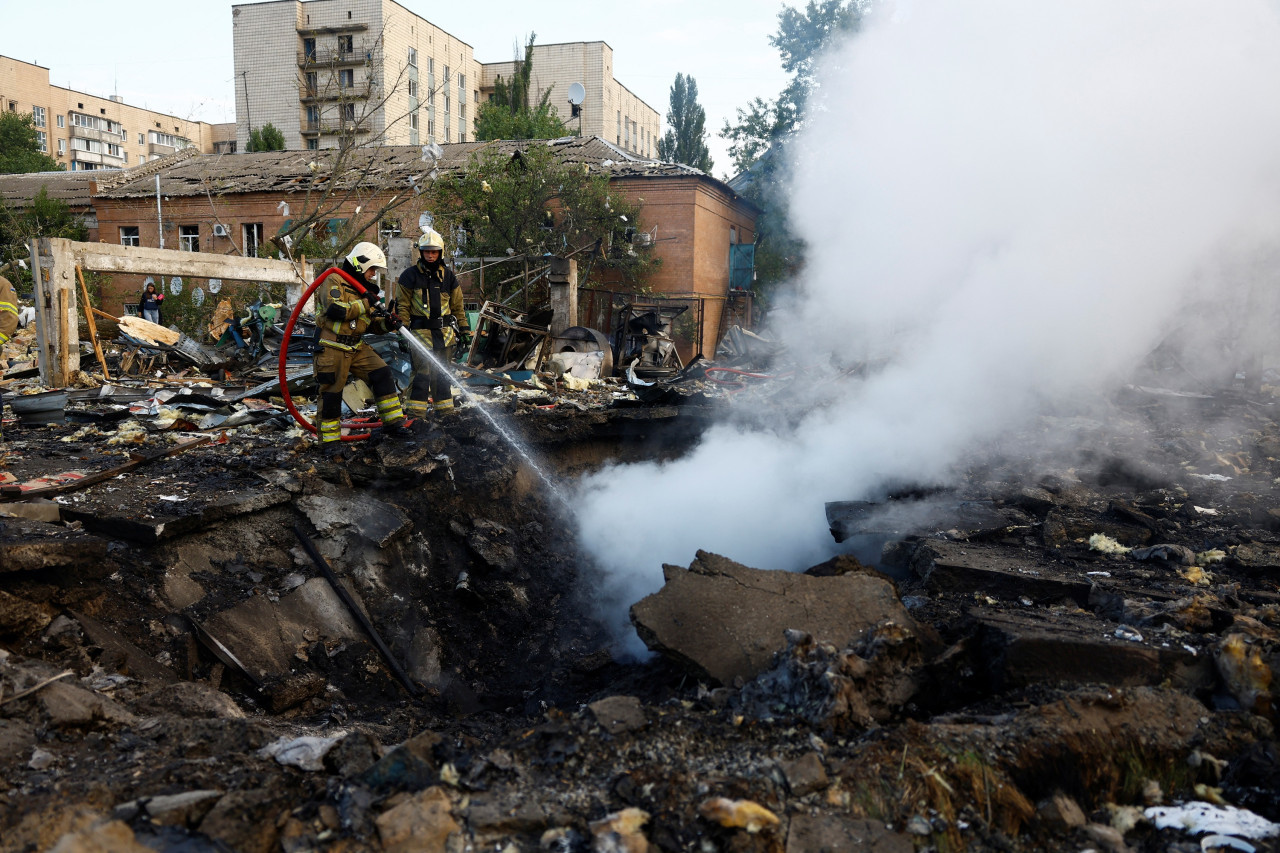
[475,34,570,141]
[720,0,869,307]
[0,112,62,174]
[247,122,286,152]
[428,141,655,300]
[0,186,89,293]
[656,74,712,172]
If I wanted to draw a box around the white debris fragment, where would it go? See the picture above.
[1145,802,1279,840]
[258,733,346,772]
[1193,506,1219,516]
[1089,534,1131,555]
[1086,571,1112,577]
[1189,473,1233,482]
[1114,626,1144,642]
[158,495,187,502]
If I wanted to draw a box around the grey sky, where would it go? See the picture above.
[1,0,793,179]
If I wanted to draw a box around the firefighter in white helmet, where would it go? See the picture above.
[313,241,409,448]
[394,228,471,417]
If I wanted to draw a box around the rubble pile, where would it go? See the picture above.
[2,316,1280,851]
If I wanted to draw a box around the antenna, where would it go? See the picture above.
[567,82,585,123]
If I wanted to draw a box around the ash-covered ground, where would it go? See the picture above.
[1,382,1279,853]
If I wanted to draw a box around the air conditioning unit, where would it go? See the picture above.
[212,223,230,238]
[633,231,654,247]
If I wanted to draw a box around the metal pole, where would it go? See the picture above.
[155,175,164,250]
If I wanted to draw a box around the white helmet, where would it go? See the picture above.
[346,241,387,274]
[417,228,445,252]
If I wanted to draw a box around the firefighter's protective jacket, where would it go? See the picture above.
[0,276,18,346]
[395,260,469,348]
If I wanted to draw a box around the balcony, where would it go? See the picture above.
[299,81,372,103]
[70,149,103,165]
[298,46,375,67]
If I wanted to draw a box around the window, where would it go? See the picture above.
[32,106,46,128]
[617,111,622,143]
[303,37,316,59]
[57,114,65,128]
[428,58,433,74]
[307,138,319,150]
[445,95,450,115]
[138,132,144,144]
[35,131,47,153]
[120,226,140,247]
[57,138,65,155]
[148,131,189,149]
[408,79,417,97]
[410,112,419,130]
[339,68,354,89]
[458,73,465,106]
[243,223,263,257]
[106,143,122,158]
[306,105,319,130]
[459,132,465,143]
[460,103,466,121]
[123,152,128,163]
[443,65,450,85]
[338,35,353,54]
[179,225,199,252]
[341,103,356,123]
[408,47,417,67]
[305,72,318,96]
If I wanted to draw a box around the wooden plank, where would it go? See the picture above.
[75,265,111,380]
[117,315,181,346]
[57,288,70,386]
[68,239,305,285]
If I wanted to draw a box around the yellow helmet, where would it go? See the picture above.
[417,228,445,252]
[346,241,387,274]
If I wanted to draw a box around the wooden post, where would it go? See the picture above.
[75,265,111,380]
[31,238,81,386]
[57,289,70,384]
[548,257,578,338]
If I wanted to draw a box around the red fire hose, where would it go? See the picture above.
[277,266,379,442]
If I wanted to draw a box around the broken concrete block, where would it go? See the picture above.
[198,788,288,853]
[112,790,222,827]
[780,751,829,797]
[975,608,1213,692]
[467,794,551,841]
[38,681,136,729]
[0,590,52,639]
[630,550,915,685]
[0,518,108,572]
[137,681,246,720]
[1037,792,1087,829]
[588,695,646,735]
[376,786,459,853]
[785,816,912,853]
[912,541,1092,606]
[297,494,411,548]
[73,611,176,684]
[201,577,362,682]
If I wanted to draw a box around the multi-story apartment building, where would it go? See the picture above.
[481,42,659,160]
[231,0,660,158]
[0,56,227,171]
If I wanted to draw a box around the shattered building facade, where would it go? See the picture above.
[80,137,756,357]
[231,0,660,156]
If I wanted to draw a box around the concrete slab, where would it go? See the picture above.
[0,518,108,572]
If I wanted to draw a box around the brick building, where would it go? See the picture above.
[231,0,659,157]
[87,137,754,352]
[0,56,229,171]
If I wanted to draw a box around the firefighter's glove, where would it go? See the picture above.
[384,312,404,331]
[457,329,472,350]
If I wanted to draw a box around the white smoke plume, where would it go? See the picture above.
[575,0,1280,652]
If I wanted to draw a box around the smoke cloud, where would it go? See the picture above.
[575,0,1280,653]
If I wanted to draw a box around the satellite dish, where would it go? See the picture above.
[208,278,222,294]
[567,82,585,106]
[191,287,205,307]
[169,276,183,295]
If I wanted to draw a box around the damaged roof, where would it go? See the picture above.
[91,136,739,201]
[0,169,114,209]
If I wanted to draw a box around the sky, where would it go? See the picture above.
[0,0,792,179]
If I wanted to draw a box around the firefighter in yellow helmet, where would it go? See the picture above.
[0,273,17,443]
[313,242,409,447]
[394,228,471,417]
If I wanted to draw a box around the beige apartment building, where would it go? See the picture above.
[0,56,225,171]
[231,0,659,157]
[481,42,659,159]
